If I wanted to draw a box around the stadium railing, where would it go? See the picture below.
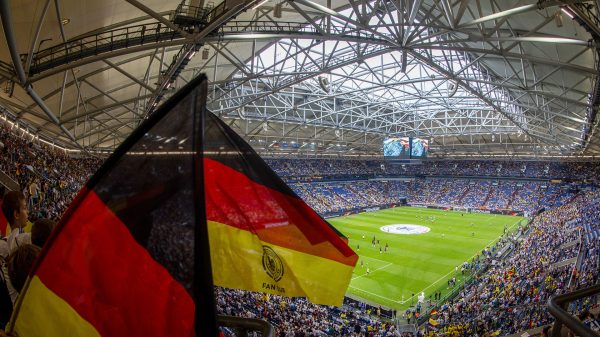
[0,169,19,191]
[217,315,273,337]
[547,283,600,337]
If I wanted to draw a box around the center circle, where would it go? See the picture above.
[380,224,431,235]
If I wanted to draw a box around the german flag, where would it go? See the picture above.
[204,109,358,306]
[427,317,439,331]
[9,76,210,336]
[9,74,357,336]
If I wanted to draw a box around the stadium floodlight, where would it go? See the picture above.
[447,81,458,97]
[252,0,269,10]
[507,36,586,45]
[561,7,574,19]
[318,76,330,93]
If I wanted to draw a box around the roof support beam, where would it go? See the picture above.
[61,94,155,124]
[24,0,51,74]
[104,60,155,92]
[124,0,193,39]
[459,1,574,28]
[408,50,556,145]
[0,0,80,147]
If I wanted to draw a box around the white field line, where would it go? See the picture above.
[348,285,400,303]
[352,262,392,281]
[346,211,523,305]
[362,256,391,264]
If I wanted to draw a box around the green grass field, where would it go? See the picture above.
[328,207,525,311]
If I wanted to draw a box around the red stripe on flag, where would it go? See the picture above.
[35,191,194,336]
[204,158,356,264]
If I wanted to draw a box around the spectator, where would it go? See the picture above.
[541,325,551,336]
[7,244,40,294]
[1,191,31,253]
[31,218,56,248]
[28,179,40,208]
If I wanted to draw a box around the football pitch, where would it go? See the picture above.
[328,207,525,311]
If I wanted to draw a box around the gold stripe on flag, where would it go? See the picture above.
[208,220,355,306]
[12,276,100,337]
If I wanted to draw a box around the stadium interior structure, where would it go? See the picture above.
[0,0,599,336]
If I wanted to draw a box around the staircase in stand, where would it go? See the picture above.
[507,187,519,209]
[457,185,471,204]
[482,186,493,207]
[0,169,19,191]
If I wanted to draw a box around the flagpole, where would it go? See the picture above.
[193,77,219,336]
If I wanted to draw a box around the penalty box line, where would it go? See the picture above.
[348,285,402,304]
[352,262,392,281]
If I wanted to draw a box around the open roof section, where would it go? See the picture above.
[214,15,528,139]
[0,0,598,158]
[209,0,597,158]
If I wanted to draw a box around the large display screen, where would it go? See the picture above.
[383,137,410,158]
[410,138,429,158]
[383,137,428,158]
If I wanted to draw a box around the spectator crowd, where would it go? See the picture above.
[0,121,598,336]
[427,192,599,336]
[289,178,584,217]
[215,190,599,336]
[267,158,600,182]
[0,123,100,221]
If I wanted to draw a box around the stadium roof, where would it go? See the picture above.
[0,0,599,159]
